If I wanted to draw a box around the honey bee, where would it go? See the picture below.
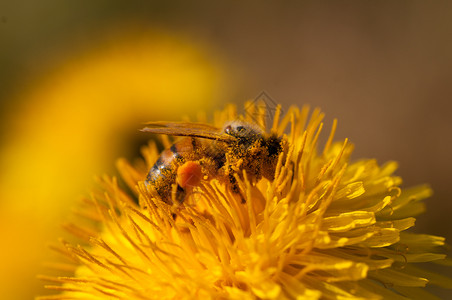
[141,120,284,204]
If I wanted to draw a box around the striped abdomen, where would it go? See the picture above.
[145,137,200,203]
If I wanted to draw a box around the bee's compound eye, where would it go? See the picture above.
[236,126,245,132]
[224,125,232,134]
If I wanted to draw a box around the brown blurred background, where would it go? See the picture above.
[1,1,451,298]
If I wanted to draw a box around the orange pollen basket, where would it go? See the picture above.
[176,161,203,189]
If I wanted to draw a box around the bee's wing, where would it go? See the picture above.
[141,122,235,142]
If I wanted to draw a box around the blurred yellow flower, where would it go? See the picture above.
[39,103,451,299]
[0,28,227,299]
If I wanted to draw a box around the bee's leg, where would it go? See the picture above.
[169,185,186,220]
[229,173,246,204]
[290,161,295,183]
[175,184,186,204]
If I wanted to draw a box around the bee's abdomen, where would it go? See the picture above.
[145,138,198,203]
[146,147,178,183]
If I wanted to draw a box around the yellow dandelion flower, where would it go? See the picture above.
[39,103,451,299]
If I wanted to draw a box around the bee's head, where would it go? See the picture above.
[223,121,263,140]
